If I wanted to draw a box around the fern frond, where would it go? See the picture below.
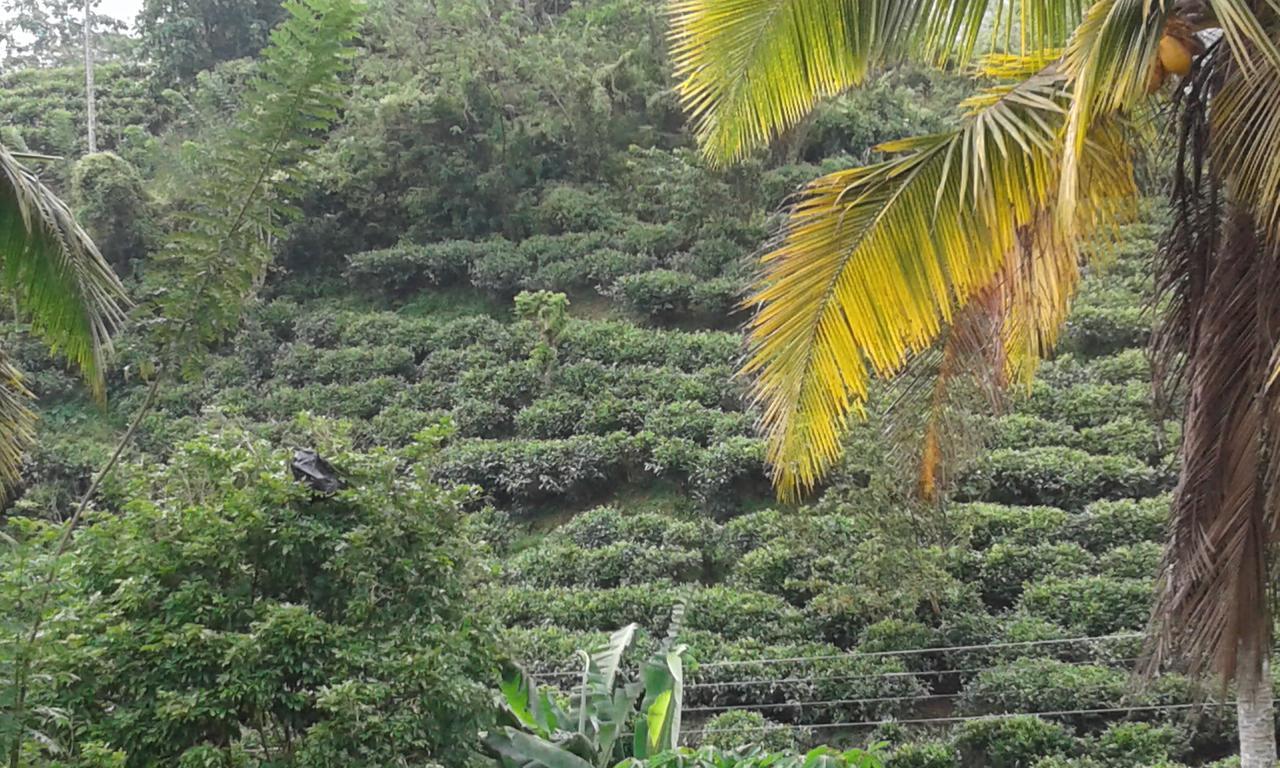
[143,0,363,373]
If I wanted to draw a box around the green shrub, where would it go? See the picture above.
[699,711,798,753]
[1067,496,1169,553]
[515,395,590,438]
[72,151,153,273]
[557,321,740,371]
[987,414,1078,451]
[469,244,536,295]
[1020,381,1152,430]
[1072,417,1167,464]
[643,400,752,444]
[690,276,745,317]
[532,184,620,233]
[1060,290,1150,356]
[274,343,416,384]
[505,540,703,588]
[673,236,745,279]
[977,543,1095,608]
[956,447,1161,510]
[953,716,1077,768]
[452,397,514,437]
[715,509,788,561]
[432,433,637,506]
[1092,722,1187,766]
[950,503,1070,549]
[1029,758,1101,768]
[582,247,656,285]
[959,658,1128,728]
[344,238,503,293]
[1018,577,1153,635]
[1097,542,1162,580]
[612,268,698,318]
[1084,349,1151,385]
[886,742,960,768]
[254,378,403,420]
[686,645,925,724]
[556,506,712,552]
[484,585,805,643]
[368,406,450,445]
[615,219,685,257]
[56,424,498,767]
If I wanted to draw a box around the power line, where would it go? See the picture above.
[685,692,962,713]
[683,657,1141,691]
[526,633,1143,679]
[697,633,1143,669]
[684,702,1244,736]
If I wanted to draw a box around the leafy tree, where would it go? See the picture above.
[71,151,153,274]
[0,0,125,69]
[34,419,498,766]
[138,0,287,84]
[669,0,1280,764]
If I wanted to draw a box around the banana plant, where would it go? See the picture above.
[488,606,688,768]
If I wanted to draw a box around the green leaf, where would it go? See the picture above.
[487,729,596,768]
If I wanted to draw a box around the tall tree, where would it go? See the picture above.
[0,0,123,69]
[670,0,1280,765]
[138,0,288,84]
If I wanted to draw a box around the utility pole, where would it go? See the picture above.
[83,0,97,153]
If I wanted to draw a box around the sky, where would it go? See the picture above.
[98,0,144,23]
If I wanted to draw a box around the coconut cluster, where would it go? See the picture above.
[1147,21,1203,92]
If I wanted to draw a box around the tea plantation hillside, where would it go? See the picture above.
[0,0,1254,763]
[9,191,1247,764]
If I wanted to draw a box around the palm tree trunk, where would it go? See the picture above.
[1237,638,1276,768]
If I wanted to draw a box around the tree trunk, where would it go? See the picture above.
[1237,639,1277,768]
[82,0,96,154]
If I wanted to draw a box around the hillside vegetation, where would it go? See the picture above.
[0,0,1246,765]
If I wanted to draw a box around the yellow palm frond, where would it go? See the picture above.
[0,352,35,501]
[669,0,1090,165]
[1060,0,1164,225]
[741,71,1136,500]
[993,214,1081,388]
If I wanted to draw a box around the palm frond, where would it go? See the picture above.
[0,143,128,398]
[1212,49,1280,241]
[885,209,1086,504]
[668,0,1089,165]
[998,214,1082,388]
[740,69,1136,500]
[884,287,1005,505]
[1148,202,1280,682]
[1208,0,1280,74]
[1060,0,1164,223]
[0,352,35,501]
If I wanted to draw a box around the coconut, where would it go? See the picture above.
[1158,34,1193,77]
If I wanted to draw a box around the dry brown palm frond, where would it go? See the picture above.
[1147,201,1280,683]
